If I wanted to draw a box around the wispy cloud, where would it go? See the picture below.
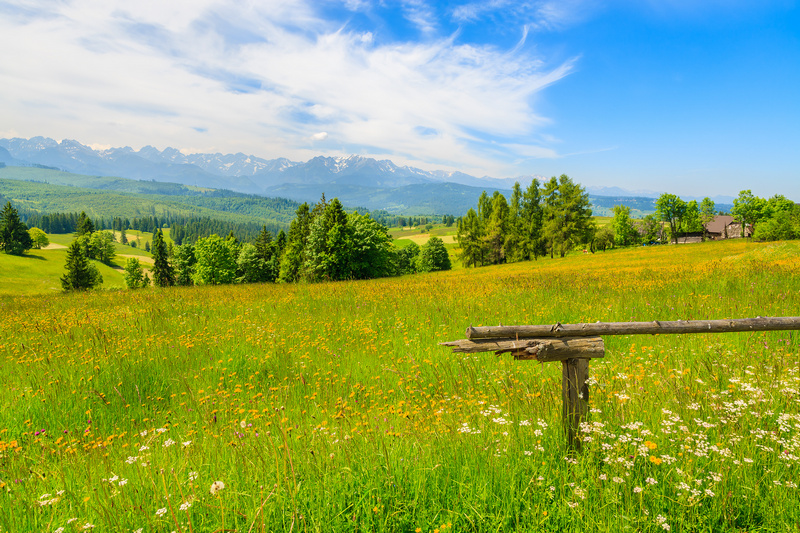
[451,0,595,30]
[0,0,577,177]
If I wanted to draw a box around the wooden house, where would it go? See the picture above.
[704,215,752,239]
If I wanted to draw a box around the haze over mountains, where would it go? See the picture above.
[0,137,734,214]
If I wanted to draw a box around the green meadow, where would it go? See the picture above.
[1,239,799,532]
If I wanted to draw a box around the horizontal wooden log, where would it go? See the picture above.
[440,336,604,362]
[466,317,800,340]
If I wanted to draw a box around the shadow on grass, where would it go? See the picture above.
[19,253,48,261]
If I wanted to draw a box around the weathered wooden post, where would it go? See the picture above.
[562,358,589,451]
[440,335,605,451]
[441,317,800,451]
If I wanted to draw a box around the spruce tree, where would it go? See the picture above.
[151,229,175,287]
[75,211,95,236]
[61,240,102,291]
[0,201,33,255]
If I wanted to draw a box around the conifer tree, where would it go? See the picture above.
[61,240,102,291]
[0,201,33,255]
[151,229,175,287]
[75,211,95,236]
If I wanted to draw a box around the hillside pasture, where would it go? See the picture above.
[0,240,799,531]
[0,247,126,295]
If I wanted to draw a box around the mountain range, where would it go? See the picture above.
[0,136,732,215]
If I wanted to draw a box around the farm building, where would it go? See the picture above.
[705,215,752,239]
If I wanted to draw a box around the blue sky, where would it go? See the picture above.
[1,0,798,199]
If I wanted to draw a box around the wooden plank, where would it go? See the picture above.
[439,337,604,361]
[563,358,589,451]
[465,316,800,340]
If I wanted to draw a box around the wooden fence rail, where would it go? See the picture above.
[465,316,800,340]
[441,316,800,451]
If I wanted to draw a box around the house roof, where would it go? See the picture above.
[705,215,735,234]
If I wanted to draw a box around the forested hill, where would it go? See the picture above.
[0,166,301,227]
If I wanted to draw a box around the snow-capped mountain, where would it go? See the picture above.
[0,137,528,194]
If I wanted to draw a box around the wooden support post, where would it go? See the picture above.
[562,358,589,452]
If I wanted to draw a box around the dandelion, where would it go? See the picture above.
[210,481,226,495]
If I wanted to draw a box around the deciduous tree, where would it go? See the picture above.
[237,243,271,283]
[194,234,238,285]
[173,243,197,286]
[348,212,395,280]
[417,236,452,273]
[611,205,639,246]
[28,227,49,249]
[655,193,687,244]
[732,190,768,237]
[699,197,716,241]
[123,258,150,289]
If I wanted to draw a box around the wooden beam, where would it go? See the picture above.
[465,317,800,340]
[439,336,605,361]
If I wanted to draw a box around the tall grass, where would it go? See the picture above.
[1,240,798,532]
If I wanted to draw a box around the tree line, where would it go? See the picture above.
[456,175,594,267]
[597,190,799,249]
[23,210,278,243]
[49,195,450,291]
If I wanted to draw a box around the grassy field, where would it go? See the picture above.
[1,239,799,532]
[0,231,161,295]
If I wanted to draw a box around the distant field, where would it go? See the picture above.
[0,247,126,295]
[1,239,799,531]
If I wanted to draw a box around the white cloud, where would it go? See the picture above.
[0,0,576,177]
[452,0,596,30]
[400,0,439,34]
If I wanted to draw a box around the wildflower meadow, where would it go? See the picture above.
[1,239,799,532]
